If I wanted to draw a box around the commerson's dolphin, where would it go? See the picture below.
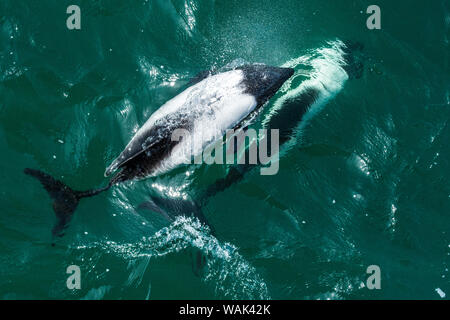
[138,39,364,275]
[25,64,294,240]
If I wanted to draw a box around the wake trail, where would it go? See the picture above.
[73,216,270,300]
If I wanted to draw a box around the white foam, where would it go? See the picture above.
[265,40,349,130]
[74,216,270,299]
[436,287,446,298]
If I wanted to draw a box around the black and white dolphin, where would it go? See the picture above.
[25,64,294,240]
[136,39,364,275]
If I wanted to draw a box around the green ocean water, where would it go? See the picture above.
[0,0,449,299]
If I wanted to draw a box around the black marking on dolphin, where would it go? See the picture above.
[105,116,192,179]
[237,65,294,105]
[25,63,294,242]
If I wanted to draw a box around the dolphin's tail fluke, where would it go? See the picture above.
[24,168,110,243]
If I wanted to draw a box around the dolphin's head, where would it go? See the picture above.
[237,64,294,105]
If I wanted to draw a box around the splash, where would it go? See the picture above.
[74,216,270,299]
[265,39,349,129]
